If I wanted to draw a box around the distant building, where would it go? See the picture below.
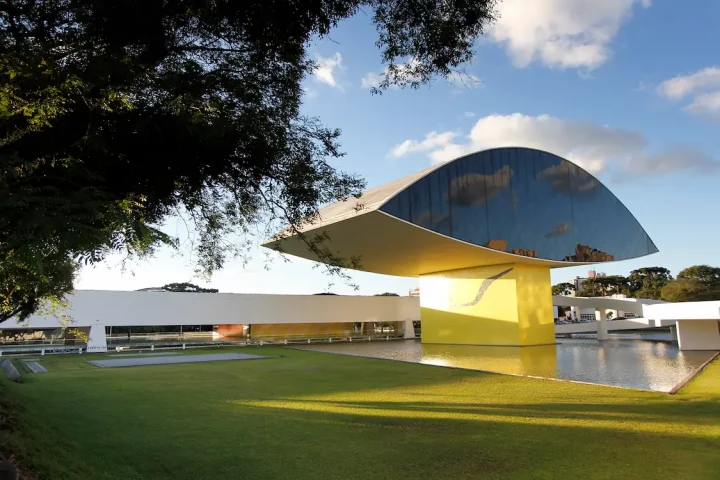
[573,270,606,293]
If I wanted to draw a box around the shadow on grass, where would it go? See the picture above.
[244,398,720,426]
[214,398,720,480]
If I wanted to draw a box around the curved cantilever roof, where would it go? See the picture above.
[263,147,658,277]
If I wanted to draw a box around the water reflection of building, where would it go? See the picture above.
[421,343,558,378]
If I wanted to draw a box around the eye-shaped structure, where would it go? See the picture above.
[264,147,657,276]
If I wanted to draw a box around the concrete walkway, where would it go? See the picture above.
[88,353,268,368]
[105,352,183,358]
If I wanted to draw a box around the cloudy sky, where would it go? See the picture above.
[78,0,720,294]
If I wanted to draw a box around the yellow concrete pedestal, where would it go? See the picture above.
[420,263,555,346]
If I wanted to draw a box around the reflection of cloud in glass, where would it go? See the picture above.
[413,209,449,229]
[537,163,597,196]
[544,221,570,238]
[449,165,513,206]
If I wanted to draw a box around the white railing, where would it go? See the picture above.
[0,331,408,356]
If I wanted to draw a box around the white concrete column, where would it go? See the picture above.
[86,325,108,353]
[596,309,609,341]
[676,320,720,351]
[403,320,416,339]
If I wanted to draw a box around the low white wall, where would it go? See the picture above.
[676,320,720,351]
[643,301,720,321]
[555,318,657,335]
[0,290,421,329]
[553,295,665,316]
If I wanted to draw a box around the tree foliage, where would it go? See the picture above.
[676,265,720,285]
[574,269,671,299]
[627,267,672,300]
[576,275,629,298]
[374,292,399,296]
[660,279,708,303]
[551,282,575,296]
[0,0,498,320]
[161,283,218,293]
[0,252,76,322]
[661,265,720,302]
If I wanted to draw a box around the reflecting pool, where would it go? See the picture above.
[298,338,717,392]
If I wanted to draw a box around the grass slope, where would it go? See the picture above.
[1,346,719,480]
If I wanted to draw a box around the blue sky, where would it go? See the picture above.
[77,0,720,294]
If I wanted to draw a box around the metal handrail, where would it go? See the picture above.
[0,331,409,356]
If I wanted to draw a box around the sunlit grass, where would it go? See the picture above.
[2,347,719,480]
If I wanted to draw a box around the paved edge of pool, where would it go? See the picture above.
[88,352,269,368]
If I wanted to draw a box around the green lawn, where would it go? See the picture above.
[1,347,719,480]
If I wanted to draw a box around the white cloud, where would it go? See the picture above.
[685,91,720,116]
[622,146,718,175]
[390,131,457,158]
[657,67,720,121]
[464,112,476,118]
[389,113,718,177]
[490,0,650,70]
[657,67,720,100]
[361,72,385,89]
[314,53,344,89]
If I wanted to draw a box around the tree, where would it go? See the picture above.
[374,292,399,296]
[661,279,708,303]
[575,278,603,297]
[628,267,672,300]
[661,265,720,302]
[160,283,218,293]
[676,265,720,286]
[601,275,631,296]
[0,252,76,322]
[552,282,575,296]
[576,276,629,297]
[0,0,498,320]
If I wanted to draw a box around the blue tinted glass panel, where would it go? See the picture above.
[379,148,657,263]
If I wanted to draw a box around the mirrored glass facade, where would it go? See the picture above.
[379,148,657,263]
